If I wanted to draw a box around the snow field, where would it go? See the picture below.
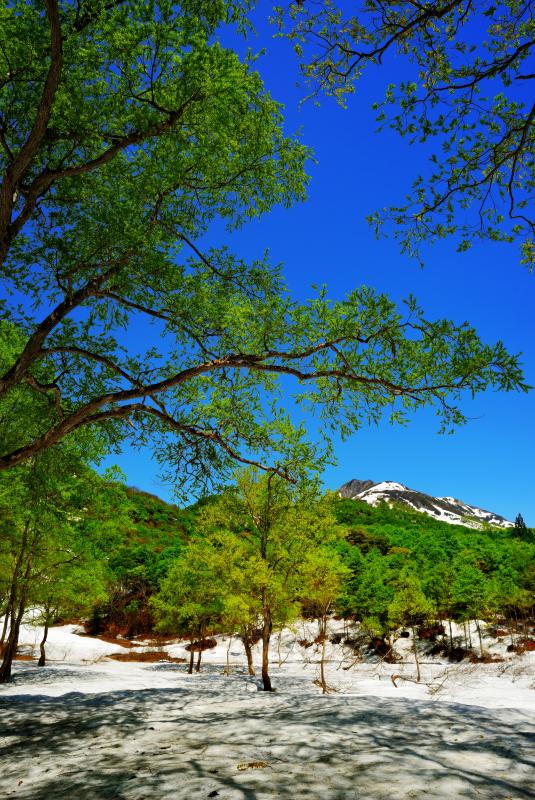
[1,620,533,799]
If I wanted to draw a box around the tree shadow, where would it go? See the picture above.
[1,665,106,689]
[0,675,533,799]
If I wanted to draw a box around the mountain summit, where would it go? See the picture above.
[338,479,513,529]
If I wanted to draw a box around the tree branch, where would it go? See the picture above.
[0,0,62,258]
[84,403,294,480]
[0,339,477,471]
[0,265,117,398]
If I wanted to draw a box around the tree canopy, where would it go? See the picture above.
[0,0,528,495]
[277,0,535,267]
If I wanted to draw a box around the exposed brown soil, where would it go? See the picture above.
[107,650,186,663]
[0,643,34,660]
[418,624,446,641]
[507,638,535,654]
[77,633,138,649]
[468,652,505,664]
[142,635,179,646]
[185,638,217,653]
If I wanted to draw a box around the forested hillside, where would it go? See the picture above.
[333,499,534,651]
[6,464,530,678]
[3,463,533,677]
[79,485,197,638]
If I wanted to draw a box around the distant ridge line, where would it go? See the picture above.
[338,479,513,529]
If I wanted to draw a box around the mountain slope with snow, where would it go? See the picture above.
[338,479,514,529]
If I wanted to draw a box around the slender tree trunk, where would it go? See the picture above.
[188,640,194,674]
[0,600,25,683]
[277,629,284,667]
[0,600,10,646]
[1,520,30,652]
[448,618,453,650]
[411,625,421,683]
[475,619,484,658]
[225,634,232,675]
[261,593,273,691]
[319,615,327,694]
[38,618,50,667]
[508,619,515,648]
[320,634,327,694]
[0,536,34,684]
[195,648,202,672]
[1,602,11,646]
[242,633,255,676]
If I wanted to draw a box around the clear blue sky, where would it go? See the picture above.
[99,7,535,523]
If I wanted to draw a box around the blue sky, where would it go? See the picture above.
[101,6,535,523]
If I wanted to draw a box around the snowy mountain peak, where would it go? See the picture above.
[338,479,513,529]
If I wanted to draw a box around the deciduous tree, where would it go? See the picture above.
[301,547,350,692]
[0,3,527,492]
[198,469,344,690]
[388,570,434,680]
[0,450,110,681]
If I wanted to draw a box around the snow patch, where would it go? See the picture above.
[342,479,514,529]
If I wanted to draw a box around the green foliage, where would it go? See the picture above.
[0,3,527,493]
[151,537,227,639]
[302,547,350,614]
[151,469,348,686]
[277,0,535,267]
[80,483,191,635]
[0,432,115,682]
[194,469,344,631]
[388,571,434,629]
[333,497,535,632]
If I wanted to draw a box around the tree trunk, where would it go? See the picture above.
[38,619,50,667]
[318,615,327,694]
[448,618,453,651]
[188,641,194,674]
[195,648,202,672]
[411,625,421,683]
[508,619,515,648]
[277,629,284,667]
[242,634,255,676]
[0,600,25,683]
[0,604,10,645]
[1,520,30,652]
[224,634,232,676]
[0,537,34,684]
[475,619,484,657]
[261,594,273,691]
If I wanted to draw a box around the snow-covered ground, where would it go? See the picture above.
[1,621,534,799]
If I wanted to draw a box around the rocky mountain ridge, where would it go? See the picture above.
[338,479,514,529]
